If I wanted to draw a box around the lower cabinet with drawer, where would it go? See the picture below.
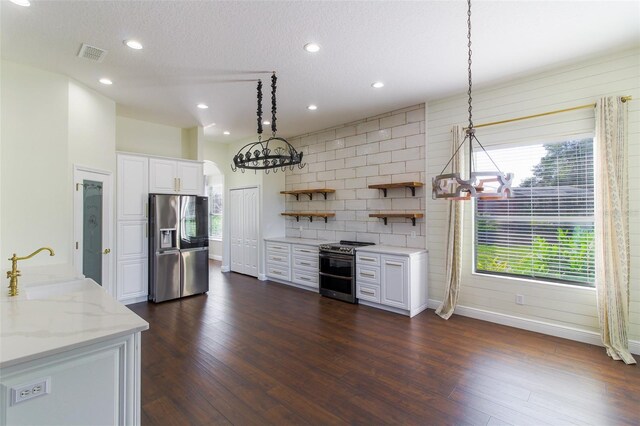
[355,249,428,317]
[264,240,320,292]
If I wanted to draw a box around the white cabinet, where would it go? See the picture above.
[356,249,427,317]
[117,259,148,301]
[117,154,148,221]
[265,240,319,291]
[149,158,203,195]
[229,187,259,277]
[0,332,143,426]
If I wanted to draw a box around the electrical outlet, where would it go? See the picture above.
[10,378,50,406]
[516,294,524,305]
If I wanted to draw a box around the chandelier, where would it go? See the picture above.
[432,0,513,201]
[231,73,305,173]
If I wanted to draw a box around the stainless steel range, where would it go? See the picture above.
[319,240,375,303]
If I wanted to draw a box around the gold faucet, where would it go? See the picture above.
[6,247,55,297]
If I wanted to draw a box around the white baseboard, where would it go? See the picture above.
[121,295,148,305]
[428,299,640,356]
[221,265,230,272]
[208,254,222,261]
[258,273,267,281]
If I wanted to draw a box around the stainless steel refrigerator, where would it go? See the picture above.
[149,194,209,302]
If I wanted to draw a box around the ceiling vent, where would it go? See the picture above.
[77,43,108,62]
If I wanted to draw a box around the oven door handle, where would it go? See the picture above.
[319,272,353,281]
[319,252,354,261]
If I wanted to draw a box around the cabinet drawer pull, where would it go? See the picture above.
[272,256,283,261]
[361,289,375,295]
[360,256,376,262]
[270,245,285,250]
[271,270,282,275]
[386,261,403,267]
[299,261,311,266]
[360,272,375,278]
[299,276,310,281]
[298,249,314,253]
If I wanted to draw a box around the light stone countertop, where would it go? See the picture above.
[263,237,334,246]
[0,278,149,368]
[355,245,428,256]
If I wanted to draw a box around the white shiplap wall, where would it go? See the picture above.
[426,48,640,344]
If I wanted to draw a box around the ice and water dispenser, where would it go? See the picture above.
[159,228,177,250]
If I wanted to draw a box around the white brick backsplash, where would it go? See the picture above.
[405,134,424,148]
[406,108,424,123]
[345,221,367,232]
[317,150,336,162]
[379,161,406,176]
[380,113,406,129]
[335,189,356,200]
[301,229,318,239]
[335,147,356,159]
[391,147,420,162]
[367,152,392,165]
[392,172,421,183]
[345,134,367,147]
[326,138,346,150]
[345,156,366,168]
[380,137,405,152]
[405,159,424,173]
[356,165,379,178]
[345,177,366,189]
[317,230,336,241]
[316,170,335,181]
[309,162,326,173]
[367,198,392,210]
[367,128,392,143]
[335,231,357,241]
[285,103,425,248]
[300,173,317,183]
[335,168,356,179]
[308,142,326,154]
[391,122,421,138]
[336,126,357,138]
[356,142,379,156]
[356,233,380,244]
[356,120,379,134]
[346,199,367,210]
[392,197,420,210]
[381,234,407,246]
[356,189,379,199]
[325,159,344,170]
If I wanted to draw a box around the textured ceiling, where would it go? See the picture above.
[2,1,639,143]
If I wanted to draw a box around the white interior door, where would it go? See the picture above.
[229,189,244,273]
[74,166,114,295]
[243,187,259,277]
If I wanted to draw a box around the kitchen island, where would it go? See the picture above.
[0,275,148,426]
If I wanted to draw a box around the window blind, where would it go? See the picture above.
[474,138,595,287]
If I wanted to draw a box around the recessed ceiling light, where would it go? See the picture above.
[197,103,208,109]
[307,104,318,111]
[99,78,113,85]
[371,81,385,89]
[223,131,230,135]
[124,39,143,50]
[304,43,320,53]
[262,120,270,125]
[9,0,30,6]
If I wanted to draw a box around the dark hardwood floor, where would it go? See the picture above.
[129,261,640,425]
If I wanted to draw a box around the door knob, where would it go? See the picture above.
[103,248,111,254]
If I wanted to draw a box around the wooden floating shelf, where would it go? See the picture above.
[281,212,336,223]
[280,188,336,200]
[368,182,424,197]
[369,213,424,226]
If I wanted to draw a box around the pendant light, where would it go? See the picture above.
[432,0,513,201]
[231,73,305,173]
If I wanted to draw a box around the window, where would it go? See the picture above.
[207,185,223,239]
[474,138,595,287]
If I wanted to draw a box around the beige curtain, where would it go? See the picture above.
[436,126,465,320]
[595,97,636,364]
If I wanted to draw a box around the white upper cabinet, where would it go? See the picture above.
[117,154,149,221]
[149,158,203,195]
